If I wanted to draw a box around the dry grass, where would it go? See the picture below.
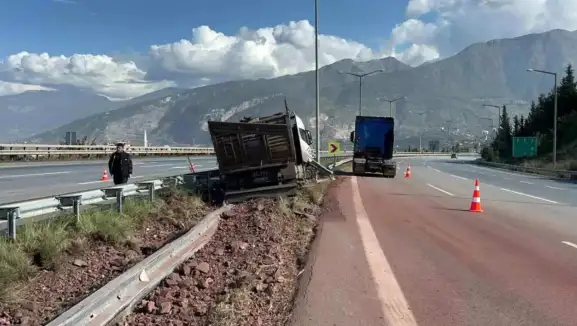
[209,287,254,326]
[0,188,207,303]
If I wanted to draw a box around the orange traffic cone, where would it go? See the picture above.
[101,169,109,181]
[404,165,412,178]
[469,178,483,213]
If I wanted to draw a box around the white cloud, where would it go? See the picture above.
[395,0,577,61]
[2,1,577,99]
[146,20,379,85]
[0,52,174,99]
[0,81,55,96]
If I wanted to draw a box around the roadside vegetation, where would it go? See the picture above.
[0,188,208,325]
[481,64,577,171]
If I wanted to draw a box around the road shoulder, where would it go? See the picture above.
[288,177,388,326]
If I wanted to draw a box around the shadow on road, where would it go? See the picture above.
[333,170,397,179]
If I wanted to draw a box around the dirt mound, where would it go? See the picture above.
[123,183,328,326]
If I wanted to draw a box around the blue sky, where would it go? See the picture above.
[1,0,408,57]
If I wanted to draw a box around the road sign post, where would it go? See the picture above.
[328,141,341,155]
[328,141,341,169]
[512,137,537,158]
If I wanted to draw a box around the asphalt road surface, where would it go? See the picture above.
[0,157,218,204]
[292,156,577,326]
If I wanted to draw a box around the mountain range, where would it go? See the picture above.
[5,28,577,148]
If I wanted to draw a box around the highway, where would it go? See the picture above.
[0,153,345,204]
[292,156,577,326]
[0,157,218,204]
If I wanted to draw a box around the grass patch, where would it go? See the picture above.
[0,188,207,304]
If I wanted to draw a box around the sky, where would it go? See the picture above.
[1,0,577,99]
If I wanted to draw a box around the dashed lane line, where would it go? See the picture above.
[499,188,559,204]
[449,174,468,181]
[0,171,71,179]
[546,186,565,190]
[427,183,455,196]
[562,241,577,249]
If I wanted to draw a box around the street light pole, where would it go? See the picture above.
[482,104,501,127]
[527,68,558,167]
[379,97,405,117]
[340,69,385,115]
[411,111,426,152]
[314,0,320,161]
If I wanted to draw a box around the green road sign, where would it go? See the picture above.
[512,137,537,158]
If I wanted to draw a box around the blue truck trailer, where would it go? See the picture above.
[349,116,396,177]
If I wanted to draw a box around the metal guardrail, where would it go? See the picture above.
[0,143,215,157]
[0,175,187,239]
[0,142,480,158]
[476,160,577,180]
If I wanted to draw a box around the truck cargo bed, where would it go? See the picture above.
[208,119,296,174]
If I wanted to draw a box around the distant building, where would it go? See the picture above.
[65,131,77,145]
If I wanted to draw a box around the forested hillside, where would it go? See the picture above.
[482,65,577,170]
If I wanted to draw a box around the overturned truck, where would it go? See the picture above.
[207,104,327,203]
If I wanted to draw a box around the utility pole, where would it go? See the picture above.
[527,68,558,168]
[340,69,385,115]
[314,0,320,161]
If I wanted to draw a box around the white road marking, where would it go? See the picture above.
[0,171,70,179]
[520,181,533,184]
[171,164,203,169]
[427,166,441,173]
[78,180,108,185]
[469,164,541,178]
[546,185,564,190]
[350,177,418,326]
[499,188,559,204]
[77,176,142,185]
[562,241,577,249]
[449,174,468,181]
[427,183,455,196]
[141,164,174,168]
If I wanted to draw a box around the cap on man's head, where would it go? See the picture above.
[115,142,125,147]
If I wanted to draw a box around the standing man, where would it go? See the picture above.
[108,142,133,185]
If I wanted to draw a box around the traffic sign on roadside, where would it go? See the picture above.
[512,137,537,158]
[328,141,341,155]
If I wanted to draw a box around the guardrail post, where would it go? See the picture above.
[7,207,19,240]
[137,181,156,202]
[72,197,81,223]
[116,189,124,214]
[148,183,155,201]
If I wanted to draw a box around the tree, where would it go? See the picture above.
[494,64,577,163]
[490,105,513,160]
[513,115,520,137]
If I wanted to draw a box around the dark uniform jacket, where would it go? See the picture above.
[108,151,133,181]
